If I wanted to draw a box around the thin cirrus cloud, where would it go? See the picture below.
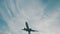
[0,0,60,34]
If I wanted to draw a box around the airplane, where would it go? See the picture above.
[22,22,38,34]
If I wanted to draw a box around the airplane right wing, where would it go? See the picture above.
[30,29,38,32]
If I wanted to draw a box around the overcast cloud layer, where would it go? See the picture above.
[0,0,60,34]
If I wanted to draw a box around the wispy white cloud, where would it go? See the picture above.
[0,0,60,34]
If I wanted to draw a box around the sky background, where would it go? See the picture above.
[0,0,60,34]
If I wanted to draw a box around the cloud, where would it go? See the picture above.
[0,0,60,34]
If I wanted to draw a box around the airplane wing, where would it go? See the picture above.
[30,29,38,32]
[22,28,27,31]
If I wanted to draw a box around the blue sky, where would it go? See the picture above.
[0,0,60,34]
